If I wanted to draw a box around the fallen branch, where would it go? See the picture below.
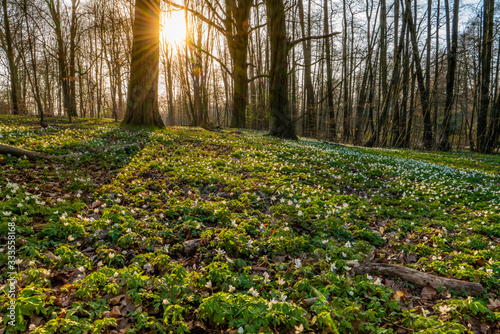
[353,263,484,296]
[0,143,144,160]
[0,143,54,159]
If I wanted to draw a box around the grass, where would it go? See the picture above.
[1,116,499,333]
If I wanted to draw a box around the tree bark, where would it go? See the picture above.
[324,0,336,141]
[68,0,79,117]
[266,0,296,139]
[46,0,72,121]
[1,0,24,115]
[405,0,433,149]
[438,0,459,151]
[342,0,350,141]
[477,0,494,152]
[353,263,484,296]
[298,0,316,138]
[225,0,251,129]
[123,0,164,127]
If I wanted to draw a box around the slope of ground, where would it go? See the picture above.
[1,116,499,334]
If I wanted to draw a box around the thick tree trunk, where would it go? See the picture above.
[2,0,24,115]
[438,0,459,151]
[477,0,494,152]
[123,0,164,127]
[230,46,248,128]
[224,0,251,129]
[266,0,296,139]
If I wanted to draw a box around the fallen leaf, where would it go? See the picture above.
[421,285,438,300]
[475,259,486,267]
[393,290,407,302]
[90,200,103,209]
[110,305,122,318]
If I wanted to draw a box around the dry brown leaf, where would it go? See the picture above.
[393,290,407,302]
[421,285,438,300]
[476,259,487,267]
[110,305,122,318]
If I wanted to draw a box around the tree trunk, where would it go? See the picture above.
[324,0,336,141]
[477,0,494,152]
[298,0,316,138]
[68,0,79,117]
[485,34,500,152]
[342,0,350,141]
[123,0,164,127]
[400,27,410,147]
[2,0,24,115]
[225,0,252,129]
[46,0,72,120]
[405,0,433,149]
[266,0,296,139]
[438,0,459,151]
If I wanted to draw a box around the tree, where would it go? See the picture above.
[45,0,72,119]
[298,0,316,137]
[1,0,24,115]
[438,0,459,151]
[476,0,494,153]
[123,0,164,127]
[167,0,253,128]
[405,0,433,149]
[266,0,296,139]
[323,0,336,141]
[224,0,252,128]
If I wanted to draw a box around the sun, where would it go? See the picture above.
[160,10,187,44]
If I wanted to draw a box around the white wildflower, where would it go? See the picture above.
[248,287,259,297]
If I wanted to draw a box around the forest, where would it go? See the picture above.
[1,0,500,333]
[0,0,499,152]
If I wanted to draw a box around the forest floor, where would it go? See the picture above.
[1,116,500,334]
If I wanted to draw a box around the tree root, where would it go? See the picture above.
[352,263,484,296]
[0,143,144,160]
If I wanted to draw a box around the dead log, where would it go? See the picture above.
[0,143,54,159]
[0,143,144,160]
[353,263,484,296]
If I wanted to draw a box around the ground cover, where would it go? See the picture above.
[1,116,499,333]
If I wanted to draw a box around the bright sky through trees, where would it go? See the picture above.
[160,10,187,45]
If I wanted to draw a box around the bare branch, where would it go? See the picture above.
[163,1,227,37]
[249,23,266,33]
[187,41,232,76]
[288,32,341,50]
[247,74,269,82]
